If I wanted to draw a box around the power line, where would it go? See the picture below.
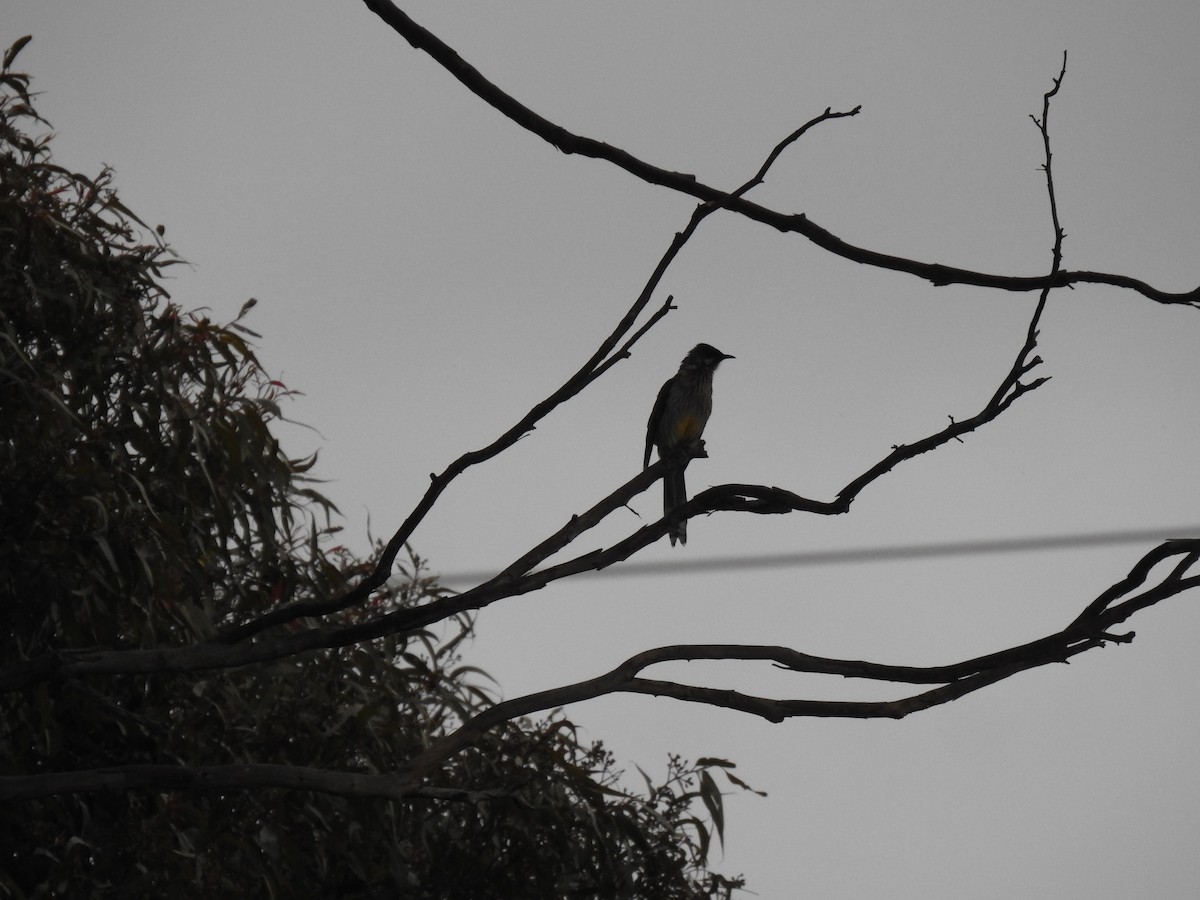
[436,525,1200,586]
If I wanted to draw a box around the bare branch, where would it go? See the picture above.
[6,539,1196,802]
[1034,51,1070,274]
[601,275,1051,551]
[380,539,1200,790]
[361,1,1200,308]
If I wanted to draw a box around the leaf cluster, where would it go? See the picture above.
[0,60,345,656]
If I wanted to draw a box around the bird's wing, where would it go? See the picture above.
[644,377,673,468]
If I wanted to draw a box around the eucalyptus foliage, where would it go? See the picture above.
[0,39,744,899]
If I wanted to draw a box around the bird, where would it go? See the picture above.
[644,343,734,546]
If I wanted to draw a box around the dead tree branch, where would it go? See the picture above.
[7,540,1196,802]
[361,0,1200,308]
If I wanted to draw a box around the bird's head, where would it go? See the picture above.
[683,343,735,372]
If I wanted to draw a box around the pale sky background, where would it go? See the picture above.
[9,2,1200,897]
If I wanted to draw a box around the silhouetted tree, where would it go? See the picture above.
[0,40,744,898]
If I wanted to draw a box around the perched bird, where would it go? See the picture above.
[644,343,734,546]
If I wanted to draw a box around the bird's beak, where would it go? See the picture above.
[722,353,735,360]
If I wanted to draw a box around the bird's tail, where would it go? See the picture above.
[664,464,687,546]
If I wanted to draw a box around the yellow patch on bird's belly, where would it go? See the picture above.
[673,415,702,441]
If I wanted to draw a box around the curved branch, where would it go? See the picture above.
[6,540,1196,802]
[386,539,1200,789]
[360,1,1199,307]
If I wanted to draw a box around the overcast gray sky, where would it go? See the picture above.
[9,2,1200,896]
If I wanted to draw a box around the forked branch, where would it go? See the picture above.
[215,105,862,642]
